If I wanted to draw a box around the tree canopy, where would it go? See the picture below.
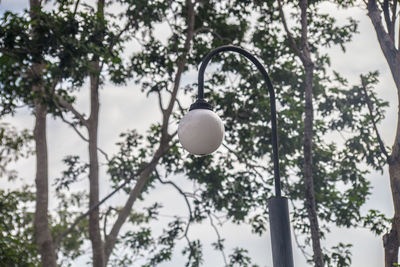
[0,0,395,266]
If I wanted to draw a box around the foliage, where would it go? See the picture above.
[52,190,89,265]
[0,123,33,180]
[0,187,39,266]
[324,243,352,267]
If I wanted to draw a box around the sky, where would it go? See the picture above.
[0,0,398,266]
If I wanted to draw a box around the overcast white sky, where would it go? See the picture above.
[0,0,398,266]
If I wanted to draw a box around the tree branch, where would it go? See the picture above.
[288,198,313,261]
[367,0,398,61]
[277,0,304,61]
[208,214,228,266]
[57,114,109,161]
[53,142,175,248]
[299,0,313,66]
[103,206,114,240]
[104,147,165,259]
[54,174,131,247]
[193,27,232,43]
[157,90,166,115]
[360,77,390,160]
[300,0,308,51]
[155,170,193,239]
[222,143,268,182]
[55,95,88,127]
[164,0,195,119]
[398,10,400,50]
[383,0,393,39]
[73,0,80,18]
[390,0,397,43]
[103,140,178,261]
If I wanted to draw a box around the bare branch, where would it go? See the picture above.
[288,198,313,261]
[222,143,268,182]
[155,170,193,239]
[367,0,398,58]
[383,0,393,39]
[73,0,80,17]
[390,0,397,43]
[175,96,186,115]
[49,77,61,93]
[208,214,228,266]
[360,78,390,160]
[54,175,132,247]
[193,27,232,43]
[164,0,195,119]
[277,0,304,61]
[157,90,166,115]
[103,207,114,240]
[58,114,109,161]
[59,115,87,141]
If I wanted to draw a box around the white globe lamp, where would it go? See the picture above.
[178,100,224,155]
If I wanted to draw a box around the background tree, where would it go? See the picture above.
[257,1,390,265]
[363,0,400,265]
[0,0,88,264]
[1,0,107,264]
[277,0,324,264]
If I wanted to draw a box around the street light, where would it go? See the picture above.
[178,45,294,267]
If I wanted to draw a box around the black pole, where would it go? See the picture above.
[193,45,294,267]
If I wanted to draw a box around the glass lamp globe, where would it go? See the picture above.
[178,108,224,155]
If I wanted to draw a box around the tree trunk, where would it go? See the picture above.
[86,0,106,265]
[34,100,58,267]
[303,63,324,267]
[277,0,325,263]
[385,117,400,266]
[30,0,58,265]
[367,1,400,266]
[299,0,324,265]
[88,60,105,267]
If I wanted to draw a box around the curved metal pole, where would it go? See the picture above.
[197,45,281,198]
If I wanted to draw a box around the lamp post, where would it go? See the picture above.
[178,45,294,267]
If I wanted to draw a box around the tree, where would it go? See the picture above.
[1,0,101,264]
[364,0,400,266]
[276,0,324,265]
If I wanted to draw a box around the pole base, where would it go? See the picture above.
[268,196,294,267]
